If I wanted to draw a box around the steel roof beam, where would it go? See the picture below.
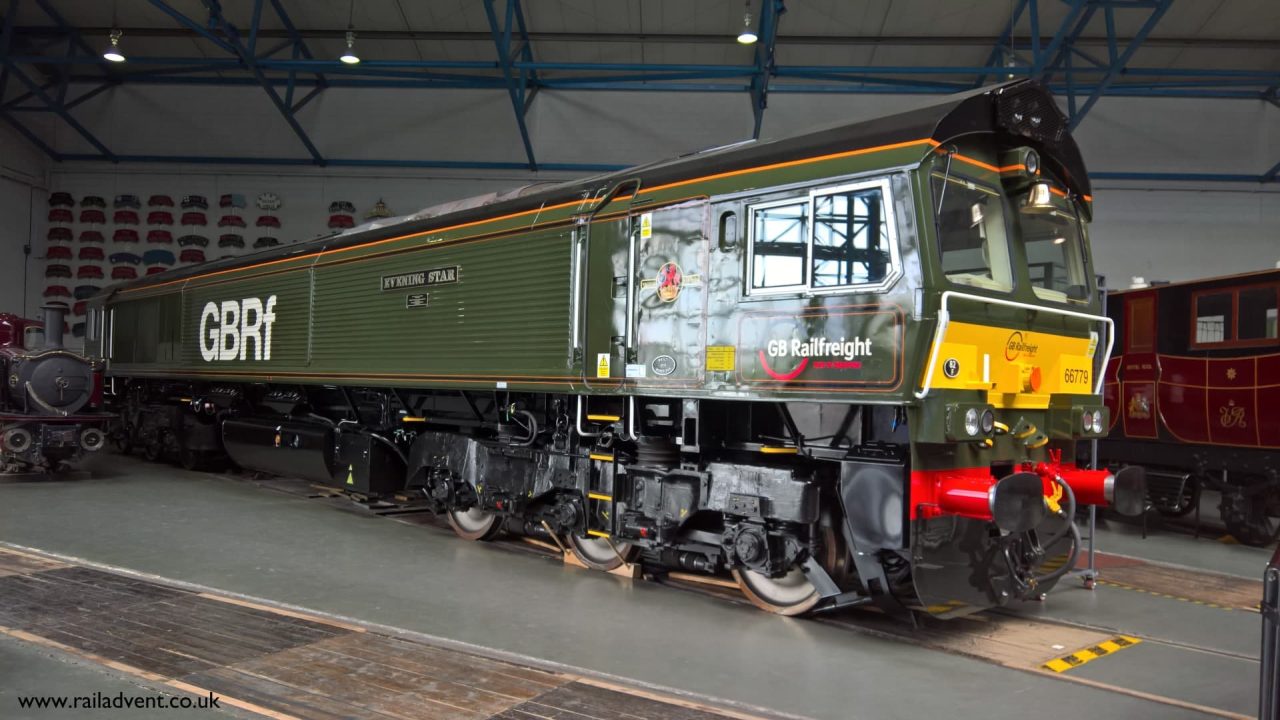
[21,26,1275,51]
[0,54,115,159]
[31,0,112,84]
[187,0,324,165]
[1263,159,1280,183]
[482,0,537,171]
[748,0,784,140]
[976,0,1030,86]
[1069,0,1174,129]
[145,0,236,55]
[0,109,59,158]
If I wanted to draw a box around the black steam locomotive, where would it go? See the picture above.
[0,304,110,472]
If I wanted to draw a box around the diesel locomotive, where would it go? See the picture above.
[0,304,109,471]
[1088,269,1279,545]
[88,80,1143,617]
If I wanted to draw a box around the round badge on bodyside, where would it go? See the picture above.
[943,358,960,378]
[655,262,683,302]
[651,355,676,376]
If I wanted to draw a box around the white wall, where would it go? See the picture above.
[13,84,1280,321]
[0,120,50,317]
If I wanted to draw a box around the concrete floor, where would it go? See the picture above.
[0,454,1259,720]
[1089,503,1276,579]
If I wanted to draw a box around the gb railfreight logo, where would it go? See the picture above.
[759,336,873,381]
[199,295,277,362]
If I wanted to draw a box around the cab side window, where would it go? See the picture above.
[750,201,808,292]
[811,186,891,288]
[746,176,901,296]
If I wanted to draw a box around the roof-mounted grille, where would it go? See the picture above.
[995,84,1067,148]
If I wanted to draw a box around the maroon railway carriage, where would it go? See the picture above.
[1089,269,1279,545]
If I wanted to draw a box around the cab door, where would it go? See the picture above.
[631,201,710,385]
[579,216,631,390]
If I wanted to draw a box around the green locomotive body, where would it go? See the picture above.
[89,80,1143,617]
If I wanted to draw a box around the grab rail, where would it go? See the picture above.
[915,290,1115,400]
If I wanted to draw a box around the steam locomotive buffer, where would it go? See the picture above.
[0,304,110,474]
[85,81,1143,617]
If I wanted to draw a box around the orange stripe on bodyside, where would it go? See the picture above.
[121,138,937,293]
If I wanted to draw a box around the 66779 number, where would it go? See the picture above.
[1063,368,1090,385]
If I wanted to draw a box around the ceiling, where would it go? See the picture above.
[1,0,1277,179]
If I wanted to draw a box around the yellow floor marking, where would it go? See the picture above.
[1041,635,1141,673]
[1095,579,1239,612]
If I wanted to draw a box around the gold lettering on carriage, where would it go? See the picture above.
[1219,401,1247,429]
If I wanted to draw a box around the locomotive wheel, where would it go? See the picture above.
[732,567,821,616]
[108,421,135,455]
[179,446,201,471]
[566,534,638,571]
[732,512,844,616]
[142,438,164,463]
[1219,477,1280,547]
[446,508,503,541]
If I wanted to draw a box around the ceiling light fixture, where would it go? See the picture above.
[103,28,126,63]
[339,0,360,64]
[339,29,360,64]
[737,1,758,44]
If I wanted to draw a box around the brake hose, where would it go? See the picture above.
[1026,475,1081,589]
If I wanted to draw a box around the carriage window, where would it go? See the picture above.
[1238,286,1278,341]
[811,186,891,288]
[1194,292,1232,344]
[750,201,808,291]
[932,174,1013,292]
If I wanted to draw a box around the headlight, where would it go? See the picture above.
[1082,411,1095,434]
[964,408,980,437]
[1090,411,1104,434]
[1024,149,1040,175]
[981,409,995,435]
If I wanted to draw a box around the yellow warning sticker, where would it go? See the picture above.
[1040,635,1141,673]
[596,352,610,378]
[346,465,355,485]
[639,213,652,239]
[706,345,736,371]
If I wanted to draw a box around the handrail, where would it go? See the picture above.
[915,290,1115,399]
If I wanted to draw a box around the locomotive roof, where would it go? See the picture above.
[101,80,1087,299]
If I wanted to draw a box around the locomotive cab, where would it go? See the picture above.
[901,99,1145,614]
